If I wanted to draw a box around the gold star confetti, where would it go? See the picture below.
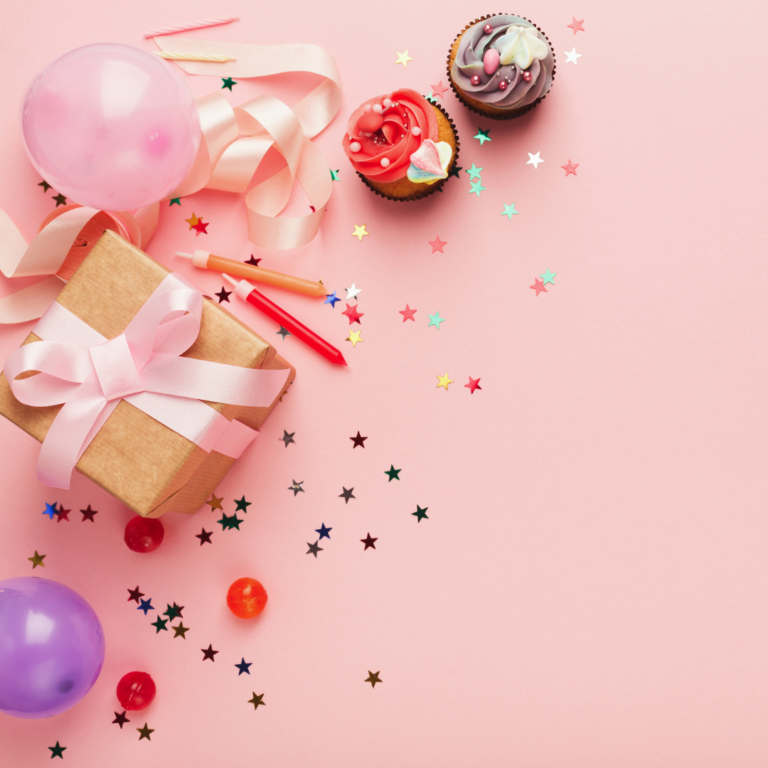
[347,331,363,347]
[206,494,223,511]
[185,212,200,229]
[365,670,382,687]
[436,373,454,391]
[352,224,369,241]
[395,50,413,67]
[28,550,45,568]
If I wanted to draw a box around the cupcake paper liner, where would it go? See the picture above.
[356,101,461,203]
[446,13,556,121]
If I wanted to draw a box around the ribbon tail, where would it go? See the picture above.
[0,276,66,324]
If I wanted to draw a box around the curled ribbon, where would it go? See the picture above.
[0,39,340,323]
[3,272,290,489]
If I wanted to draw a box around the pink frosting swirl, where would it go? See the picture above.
[342,89,439,183]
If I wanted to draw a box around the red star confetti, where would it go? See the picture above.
[465,377,482,394]
[429,236,447,254]
[530,278,547,296]
[55,505,70,522]
[399,305,417,322]
[342,303,364,325]
[568,17,585,34]
[430,81,448,99]
[192,219,209,236]
[561,159,579,176]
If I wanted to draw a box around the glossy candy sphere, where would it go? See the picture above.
[522,70,533,82]
[124,516,164,553]
[0,577,105,719]
[470,75,481,86]
[498,80,508,91]
[483,23,493,34]
[227,578,268,619]
[116,671,156,711]
[21,43,200,211]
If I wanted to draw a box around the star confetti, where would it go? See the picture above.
[221,76,237,90]
[315,523,332,540]
[164,603,184,620]
[324,291,341,308]
[501,204,519,219]
[53,193,67,206]
[38,180,52,192]
[307,540,323,557]
[234,496,251,513]
[437,373,454,390]
[196,528,213,545]
[530,278,548,296]
[43,501,57,520]
[395,50,413,67]
[169,197,181,206]
[561,160,579,176]
[330,169,340,181]
[352,224,369,241]
[350,431,368,448]
[201,645,218,661]
[206,494,223,511]
[235,658,253,675]
[465,377,482,394]
[28,551,45,569]
[276,326,291,340]
[466,163,483,180]
[427,311,445,329]
[412,505,429,522]
[128,586,144,603]
[429,236,447,253]
[248,693,266,710]
[342,303,364,324]
[55,505,70,522]
[192,219,209,236]
[289,480,305,496]
[217,512,242,531]
[185,213,200,229]
[138,598,154,615]
[527,152,544,169]
[565,48,582,65]
[384,465,401,482]
[400,305,417,322]
[361,533,378,550]
[137,724,154,741]
[113,711,130,728]
[339,487,355,503]
[151,617,168,633]
[430,80,448,98]
[540,269,557,285]
[365,671,382,687]
[173,622,189,639]
[80,505,98,522]
[474,128,491,145]
[281,430,295,447]
[215,287,232,303]
[469,180,487,197]
[448,165,462,179]
[568,17,585,34]
[347,331,363,347]
[245,255,261,266]
[48,742,66,759]
[346,283,361,300]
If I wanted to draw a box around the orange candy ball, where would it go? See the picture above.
[226,578,268,619]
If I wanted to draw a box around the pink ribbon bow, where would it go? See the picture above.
[3,272,290,489]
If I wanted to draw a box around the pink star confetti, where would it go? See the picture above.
[530,278,547,296]
[430,81,448,99]
[429,236,447,254]
[342,303,364,325]
[399,305,417,322]
[567,17,585,34]
[561,160,579,176]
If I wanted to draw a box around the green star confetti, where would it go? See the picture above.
[169,198,181,206]
[412,505,429,522]
[234,496,252,513]
[469,180,486,197]
[151,617,168,633]
[48,742,66,759]
[221,77,237,90]
[384,465,402,482]
[473,128,491,145]
[465,164,483,180]
[427,311,445,329]
[501,204,519,219]
[330,169,340,181]
[539,269,557,285]
[217,512,242,530]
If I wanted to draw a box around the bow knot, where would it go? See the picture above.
[89,334,143,401]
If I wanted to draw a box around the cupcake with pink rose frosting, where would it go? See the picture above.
[448,14,556,119]
[342,88,459,201]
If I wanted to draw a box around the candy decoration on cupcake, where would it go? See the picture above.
[448,14,556,119]
[342,88,459,201]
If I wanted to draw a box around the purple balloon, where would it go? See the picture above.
[0,577,105,719]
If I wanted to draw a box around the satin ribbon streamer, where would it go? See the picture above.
[3,272,290,489]
[0,39,340,324]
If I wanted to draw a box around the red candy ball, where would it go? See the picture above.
[357,112,383,133]
[124,516,164,553]
[522,70,532,82]
[470,75,481,86]
[116,671,156,711]
[498,80,508,91]
[227,578,268,619]
[483,23,493,34]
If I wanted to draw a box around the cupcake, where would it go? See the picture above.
[448,14,555,120]
[342,88,459,201]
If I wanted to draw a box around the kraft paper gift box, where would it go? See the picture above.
[0,230,295,517]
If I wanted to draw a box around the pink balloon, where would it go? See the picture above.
[21,43,200,211]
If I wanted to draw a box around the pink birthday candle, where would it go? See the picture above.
[144,16,239,39]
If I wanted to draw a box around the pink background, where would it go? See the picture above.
[1,0,768,765]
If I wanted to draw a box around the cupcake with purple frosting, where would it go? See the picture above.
[448,14,555,120]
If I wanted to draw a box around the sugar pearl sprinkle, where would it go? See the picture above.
[372,104,383,114]
[483,23,493,34]
[412,127,421,136]
[350,141,361,152]
[381,158,390,167]
[471,75,481,86]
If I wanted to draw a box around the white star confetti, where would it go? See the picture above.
[526,152,544,169]
[564,48,582,65]
[346,283,361,300]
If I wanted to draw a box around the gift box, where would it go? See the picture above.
[0,230,294,517]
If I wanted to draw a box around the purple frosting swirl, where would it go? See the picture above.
[451,15,554,109]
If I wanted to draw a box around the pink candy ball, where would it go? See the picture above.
[21,43,200,211]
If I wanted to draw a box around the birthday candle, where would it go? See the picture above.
[143,16,239,38]
[154,52,235,63]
